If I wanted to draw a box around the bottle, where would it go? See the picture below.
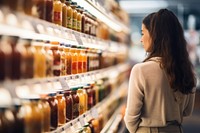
[18,38,34,79]
[70,2,77,31]
[64,44,72,75]
[82,46,87,73]
[65,0,73,29]
[41,98,51,132]
[47,92,58,130]
[61,1,67,27]
[45,0,53,22]
[63,90,73,122]
[32,40,46,78]
[83,85,93,110]
[79,7,85,33]
[77,88,85,115]
[50,41,61,76]
[76,6,82,32]
[56,90,66,126]
[59,43,66,76]
[44,41,53,77]
[70,45,78,74]
[53,0,62,25]
[77,46,83,73]
[71,87,80,119]
[0,36,6,80]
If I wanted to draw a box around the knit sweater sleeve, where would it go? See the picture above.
[124,64,144,133]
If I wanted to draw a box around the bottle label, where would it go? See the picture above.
[54,11,61,22]
[67,17,72,28]
[72,18,77,29]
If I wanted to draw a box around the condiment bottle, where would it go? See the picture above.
[70,45,78,74]
[70,2,77,31]
[47,92,58,130]
[53,0,62,25]
[56,90,66,126]
[63,90,73,122]
[32,40,46,78]
[50,41,61,76]
[65,0,73,29]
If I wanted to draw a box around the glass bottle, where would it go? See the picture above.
[61,1,67,27]
[47,92,58,130]
[44,41,53,77]
[76,6,82,32]
[71,87,79,119]
[83,10,90,34]
[53,0,62,25]
[32,0,46,19]
[77,46,83,73]
[56,91,66,126]
[24,0,33,15]
[83,85,93,110]
[0,36,6,80]
[63,90,73,122]
[65,0,73,29]
[91,119,100,133]
[45,0,53,22]
[50,41,61,76]
[41,98,51,132]
[32,40,46,78]
[64,44,72,75]
[19,38,34,79]
[79,7,85,33]
[59,43,66,76]
[70,45,78,74]
[70,2,77,31]
[23,98,43,133]
[82,46,87,73]
[77,88,85,115]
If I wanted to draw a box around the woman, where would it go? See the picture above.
[124,9,196,133]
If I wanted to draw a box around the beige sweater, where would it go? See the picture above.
[124,57,195,133]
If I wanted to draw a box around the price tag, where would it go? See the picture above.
[59,78,70,90]
[74,32,83,45]
[91,107,99,119]
[79,116,86,126]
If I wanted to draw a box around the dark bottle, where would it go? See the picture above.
[83,85,94,110]
[45,0,53,22]
[70,87,79,119]
[0,36,6,80]
[47,92,58,130]
[63,90,73,122]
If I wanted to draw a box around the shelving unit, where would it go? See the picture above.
[0,0,130,132]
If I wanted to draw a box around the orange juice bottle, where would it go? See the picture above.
[61,1,67,27]
[59,43,66,76]
[76,6,82,32]
[77,88,85,115]
[53,0,62,25]
[82,46,87,73]
[70,2,77,31]
[64,44,72,75]
[65,0,73,29]
[77,46,83,73]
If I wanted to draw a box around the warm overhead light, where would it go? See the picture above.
[119,0,168,14]
[72,0,128,33]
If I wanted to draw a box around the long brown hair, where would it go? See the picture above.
[143,9,196,94]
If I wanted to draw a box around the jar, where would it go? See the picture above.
[65,0,73,29]
[41,98,51,132]
[23,98,43,133]
[70,2,77,31]
[76,6,82,32]
[56,90,66,126]
[53,0,62,25]
[70,45,78,74]
[59,43,66,76]
[63,90,73,122]
[18,38,34,79]
[44,42,53,77]
[71,87,79,119]
[32,40,46,78]
[45,0,53,22]
[64,44,72,75]
[47,92,58,130]
[50,41,61,76]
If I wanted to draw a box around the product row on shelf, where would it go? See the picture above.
[0,62,130,133]
[0,0,130,43]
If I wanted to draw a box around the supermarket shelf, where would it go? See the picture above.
[0,63,130,99]
[50,79,128,133]
[0,8,128,51]
[72,0,130,34]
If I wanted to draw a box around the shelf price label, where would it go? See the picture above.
[74,32,83,45]
[59,78,70,90]
[91,107,99,119]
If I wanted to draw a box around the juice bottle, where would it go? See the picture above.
[77,46,83,73]
[59,43,66,76]
[44,41,53,77]
[63,90,73,122]
[70,45,78,74]
[76,6,82,32]
[70,2,77,31]
[65,0,73,29]
[64,44,72,75]
[71,87,80,119]
[56,90,66,126]
[53,0,62,25]
[45,0,53,22]
[61,1,67,27]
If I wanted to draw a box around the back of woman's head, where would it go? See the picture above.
[144,9,196,94]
